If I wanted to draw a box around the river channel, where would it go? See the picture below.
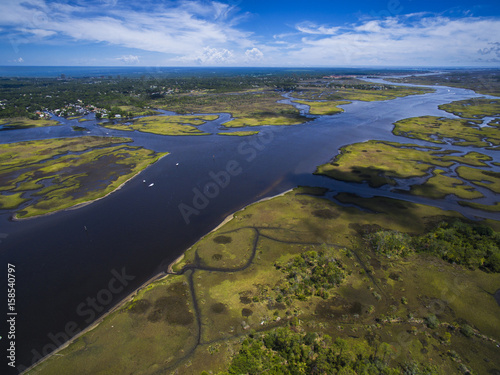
[0,77,498,373]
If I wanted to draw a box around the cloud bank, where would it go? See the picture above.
[0,0,499,66]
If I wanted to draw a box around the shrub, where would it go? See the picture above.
[425,314,440,329]
[460,324,474,337]
[368,230,413,257]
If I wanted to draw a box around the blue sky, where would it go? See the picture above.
[1,0,499,67]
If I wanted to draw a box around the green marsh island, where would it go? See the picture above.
[21,70,500,375]
[0,136,167,219]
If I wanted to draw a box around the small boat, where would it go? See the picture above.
[175,162,179,166]
[143,179,146,183]
[148,183,154,187]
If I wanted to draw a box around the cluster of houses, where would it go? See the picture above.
[50,100,116,119]
[34,111,52,119]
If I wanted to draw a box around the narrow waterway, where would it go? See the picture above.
[0,78,497,373]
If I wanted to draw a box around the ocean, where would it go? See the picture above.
[0,66,424,78]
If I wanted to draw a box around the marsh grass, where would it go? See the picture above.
[292,100,351,115]
[217,131,260,136]
[410,169,484,199]
[439,98,500,119]
[315,140,452,187]
[0,117,60,129]
[456,166,500,193]
[103,114,217,136]
[393,115,500,147]
[159,91,309,127]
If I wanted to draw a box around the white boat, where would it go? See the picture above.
[148,183,154,187]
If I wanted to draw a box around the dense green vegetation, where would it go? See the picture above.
[368,221,500,272]
[0,72,433,125]
[275,250,346,301]
[216,327,438,375]
[0,75,300,119]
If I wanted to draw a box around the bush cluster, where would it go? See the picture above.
[212,327,439,374]
[367,221,500,272]
[275,250,346,301]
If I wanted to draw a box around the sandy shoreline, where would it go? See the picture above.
[22,187,294,373]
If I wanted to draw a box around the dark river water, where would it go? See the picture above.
[0,78,498,373]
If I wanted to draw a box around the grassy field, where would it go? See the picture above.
[0,136,167,218]
[158,91,310,128]
[292,99,351,115]
[0,117,60,129]
[103,115,218,136]
[392,116,500,147]
[28,188,500,375]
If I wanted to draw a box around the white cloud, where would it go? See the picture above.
[245,47,264,61]
[287,15,500,66]
[296,22,340,35]
[0,1,498,67]
[355,20,382,33]
[195,47,234,64]
[0,0,254,60]
[118,55,139,64]
[12,57,24,63]
[19,28,56,38]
